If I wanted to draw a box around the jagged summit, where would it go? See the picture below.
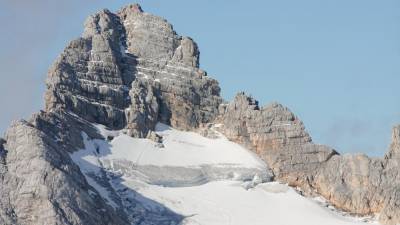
[0,3,400,225]
[386,125,400,159]
[45,3,221,137]
[123,3,143,13]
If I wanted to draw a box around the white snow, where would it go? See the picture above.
[70,132,119,208]
[131,180,378,225]
[105,123,267,168]
[93,124,121,138]
[70,123,379,225]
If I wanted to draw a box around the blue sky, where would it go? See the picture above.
[1,0,399,156]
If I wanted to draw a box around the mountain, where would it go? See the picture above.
[0,3,399,225]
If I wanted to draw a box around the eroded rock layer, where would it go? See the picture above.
[45,4,222,137]
[217,93,400,225]
[1,3,400,225]
[0,111,129,225]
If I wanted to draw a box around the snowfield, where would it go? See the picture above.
[131,181,378,225]
[71,123,378,225]
[103,123,268,168]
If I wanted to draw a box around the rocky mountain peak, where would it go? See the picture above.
[231,92,260,110]
[45,4,221,137]
[1,3,400,225]
[386,125,400,159]
[123,3,143,13]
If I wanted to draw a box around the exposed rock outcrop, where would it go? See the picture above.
[386,125,400,159]
[45,4,222,138]
[217,92,400,225]
[0,111,129,225]
[125,79,159,137]
[217,93,338,189]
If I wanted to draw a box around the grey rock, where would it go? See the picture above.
[46,3,222,137]
[385,125,400,159]
[314,154,384,214]
[171,37,200,67]
[379,125,400,225]
[118,4,222,130]
[0,138,15,225]
[217,93,337,192]
[218,92,400,225]
[146,130,163,144]
[45,9,133,130]
[125,79,159,137]
[0,112,129,225]
[118,4,177,62]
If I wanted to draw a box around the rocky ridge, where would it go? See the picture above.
[1,3,399,225]
[217,93,400,225]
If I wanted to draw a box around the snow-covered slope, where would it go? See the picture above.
[102,123,268,168]
[71,123,378,225]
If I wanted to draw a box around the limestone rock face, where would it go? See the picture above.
[379,126,400,225]
[218,93,311,149]
[313,127,400,225]
[118,5,221,130]
[218,93,336,183]
[45,8,138,130]
[45,4,222,137]
[218,92,400,225]
[314,154,384,213]
[0,112,129,225]
[125,79,159,137]
[386,125,400,159]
